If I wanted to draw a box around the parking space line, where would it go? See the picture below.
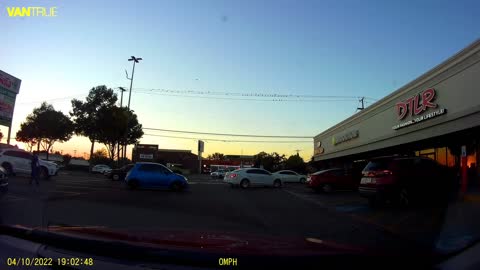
[1,194,28,203]
[283,189,403,237]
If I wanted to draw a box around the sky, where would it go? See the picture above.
[1,0,480,160]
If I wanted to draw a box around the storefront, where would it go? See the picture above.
[313,39,480,188]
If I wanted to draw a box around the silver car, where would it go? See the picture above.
[223,168,282,188]
[272,170,307,183]
[91,164,111,174]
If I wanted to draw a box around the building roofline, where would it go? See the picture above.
[314,38,480,139]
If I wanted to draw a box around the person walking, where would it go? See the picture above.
[30,153,40,185]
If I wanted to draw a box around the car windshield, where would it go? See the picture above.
[3,1,480,268]
[363,159,392,171]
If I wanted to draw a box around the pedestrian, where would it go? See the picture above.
[30,153,40,185]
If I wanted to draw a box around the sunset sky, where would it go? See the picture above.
[2,0,480,160]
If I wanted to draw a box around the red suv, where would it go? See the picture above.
[359,156,454,207]
[307,168,361,193]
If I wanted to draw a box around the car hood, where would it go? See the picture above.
[39,160,57,167]
[39,226,381,256]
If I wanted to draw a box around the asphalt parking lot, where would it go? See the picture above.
[0,171,451,252]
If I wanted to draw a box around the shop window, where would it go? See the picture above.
[436,147,448,166]
[420,148,435,155]
[467,151,477,168]
[447,148,457,167]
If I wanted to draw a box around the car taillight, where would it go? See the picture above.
[363,170,393,177]
[229,173,237,178]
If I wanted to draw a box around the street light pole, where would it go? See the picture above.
[117,87,127,165]
[123,56,142,162]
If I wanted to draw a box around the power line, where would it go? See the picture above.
[143,127,313,138]
[17,94,86,105]
[133,90,360,103]
[133,88,378,101]
[143,133,312,143]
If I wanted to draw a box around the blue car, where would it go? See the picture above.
[125,162,189,191]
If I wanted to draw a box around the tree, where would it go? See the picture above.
[70,86,118,165]
[15,122,38,152]
[285,155,306,173]
[96,106,143,162]
[90,148,111,166]
[253,152,286,172]
[62,154,72,166]
[207,152,225,160]
[16,102,74,159]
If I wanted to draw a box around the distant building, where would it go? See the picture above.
[132,144,159,162]
[69,158,90,166]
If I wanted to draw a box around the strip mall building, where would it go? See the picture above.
[313,39,480,186]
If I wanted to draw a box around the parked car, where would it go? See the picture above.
[125,162,189,191]
[272,170,307,183]
[359,156,454,207]
[166,163,190,175]
[0,148,59,179]
[91,164,111,174]
[0,166,8,194]
[211,169,226,179]
[107,164,135,181]
[307,168,361,192]
[223,168,282,189]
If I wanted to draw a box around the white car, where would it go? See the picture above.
[223,168,282,188]
[272,170,307,183]
[91,164,111,174]
[210,170,226,179]
[0,148,59,179]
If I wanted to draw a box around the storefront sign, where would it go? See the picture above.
[314,141,325,155]
[395,88,437,120]
[0,70,21,127]
[0,70,21,94]
[139,154,154,159]
[392,108,446,130]
[332,130,359,146]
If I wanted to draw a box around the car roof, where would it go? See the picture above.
[135,162,165,165]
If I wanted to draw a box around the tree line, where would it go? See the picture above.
[15,85,144,162]
[207,151,308,173]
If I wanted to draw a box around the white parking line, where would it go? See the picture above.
[282,189,326,207]
[1,194,28,203]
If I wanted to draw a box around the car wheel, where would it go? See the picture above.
[240,179,250,189]
[322,184,333,193]
[398,188,410,207]
[300,178,306,184]
[273,179,282,188]
[112,174,120,181]
[128,180,139,190]
[39,167,49,180]
[2,163,13,176]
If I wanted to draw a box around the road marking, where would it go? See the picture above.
[1,194,28,203]
[283,189,402,236]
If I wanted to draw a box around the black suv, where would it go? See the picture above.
[359,156,456,207]
[107,164,135,181]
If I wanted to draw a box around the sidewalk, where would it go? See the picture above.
[435,189,480,254]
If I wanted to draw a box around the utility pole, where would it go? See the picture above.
[294,149,301,156]
[117,87,127,165]
[123,56,142,163]
[357,97,365,111]
[118,87,127,108]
